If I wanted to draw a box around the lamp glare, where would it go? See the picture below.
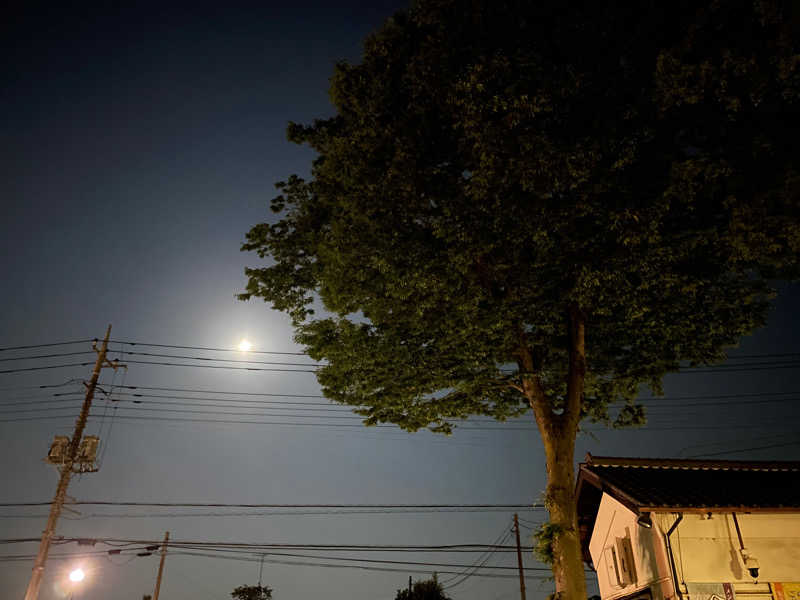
[69,568,85,582]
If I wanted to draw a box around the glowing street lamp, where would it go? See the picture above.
[238,339,252,352]
[69,568,85,583]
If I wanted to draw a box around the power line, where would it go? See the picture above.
[441,522,512,588]
[0,412,540,430]
[91,383,326,398]
[115,350,320,367]
[18,381,798,405]
[0,362,94,375]
[0,351,94,363]
[0,508,540,519]
[0,546,547,575]
[83,383,800,405]
[155,550,553,579]
[5,389,799,414]
[685,440,800,458]
[0,340,94,352]
[121,359,318,373]
[169,548,541,571]
[109,339,307,355]
[0,394,84,407]
[2,410,798,432]
[0,501,542,509]
[101,393,343,409]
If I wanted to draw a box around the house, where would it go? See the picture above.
[575,454,800,600]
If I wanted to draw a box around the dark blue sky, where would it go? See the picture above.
[1,3,799,600]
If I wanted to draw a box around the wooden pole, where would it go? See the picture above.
[153,531,170,600]
[514,514,527,600]
[24,325,112,600]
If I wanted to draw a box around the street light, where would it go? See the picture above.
[67,567,86,599]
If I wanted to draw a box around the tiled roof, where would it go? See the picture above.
[578,454,800,511]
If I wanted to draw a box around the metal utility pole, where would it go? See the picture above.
[153,531,170,600]
[24,325,118,600]
[408,575,413,599]
[513,514,527,600]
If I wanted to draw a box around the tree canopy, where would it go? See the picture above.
[231,585,272,600]
[241,1,799,598]
[395,576,450,600]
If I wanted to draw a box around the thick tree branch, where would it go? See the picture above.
[565,304,586,426]
[515,330,559,438]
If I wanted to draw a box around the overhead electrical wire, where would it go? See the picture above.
[4,390,800,415]
[0,547,549,578]
[1,508,536,519]
[0,398,789,431]
[0,501,542,509]
[0,351,95,363]
[440,522,513,588]
[4,338,800,372]
[170,553,545,579]
[112,350,321,367]
[7,349,800,378]
[0,339,94,352]
[121,359,318,372]
[685,440,800,458]
[108,339,307,355]
[2,410,798,432]
[0,362,96,375]
[0,546,552,580]
[6,380,800,407]
[82,383,326,399]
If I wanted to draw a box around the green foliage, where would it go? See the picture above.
[395,575,450,600]
[533,522,566,566]
[242,0,799,433]
[231,585,272,600]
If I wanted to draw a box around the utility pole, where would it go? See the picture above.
[408,575,413,599]
[258,553,266,587]
[24,325,118,600]
[153,531,170,600]
[513,514,527,600]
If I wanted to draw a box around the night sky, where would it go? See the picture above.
[1,3,799,600]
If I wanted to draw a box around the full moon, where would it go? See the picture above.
[69,568,85,582]
[238,339,252,352]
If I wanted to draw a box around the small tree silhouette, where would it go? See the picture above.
[231,584,273,600]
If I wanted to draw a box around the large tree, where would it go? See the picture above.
[240,1,799,598]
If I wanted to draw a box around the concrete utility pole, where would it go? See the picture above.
[24,325,118,600]
[513,514,527,600]
[153,531,170,600]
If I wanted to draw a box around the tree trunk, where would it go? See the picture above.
[518,306,588,600]
[541,419,587,600]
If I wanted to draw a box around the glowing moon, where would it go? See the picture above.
[69,568,85,582]
[238,339,252,352]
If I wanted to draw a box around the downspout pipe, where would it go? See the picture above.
[665,513,684,600]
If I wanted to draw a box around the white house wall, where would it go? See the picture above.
[589,493,675,600]
[652,512,800,584]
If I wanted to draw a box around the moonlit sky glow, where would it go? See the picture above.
[1,3,798,600]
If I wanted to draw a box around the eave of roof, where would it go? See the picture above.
[585,454,800,472]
